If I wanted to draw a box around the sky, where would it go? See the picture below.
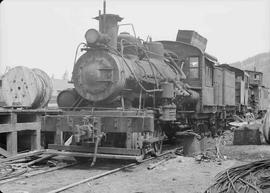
[0,0,269,78]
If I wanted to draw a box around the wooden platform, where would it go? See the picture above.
[0,108,60,157]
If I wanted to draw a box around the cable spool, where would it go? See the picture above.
[1,66,53,108]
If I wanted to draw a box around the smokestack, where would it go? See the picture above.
[94,14,123,49]
[93,1,123,48]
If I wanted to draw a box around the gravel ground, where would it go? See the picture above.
[65,156,237,193]
[1,131,270,193]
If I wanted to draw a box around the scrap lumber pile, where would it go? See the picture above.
[230,113,264,145]
[205,159,270,193]
[0,151,57,182]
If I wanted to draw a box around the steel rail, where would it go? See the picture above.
[47,149,176,193]
[0,163,77,185]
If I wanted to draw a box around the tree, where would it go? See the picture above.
[62,70,69,80]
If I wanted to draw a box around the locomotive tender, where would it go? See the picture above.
[44,5,269,162]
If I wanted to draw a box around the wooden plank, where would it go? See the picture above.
[0,124,13,133]
[16,122,41,131]
[0,147,11,157]
[55,130,63,145]
[31,129,41,150]
[0,163,75,185]
[45,149,142,161]
[6,132,17,155]
[48,144,141,156]
[0,122,40,133]
[26,154,56,166]
[0,150,44,163]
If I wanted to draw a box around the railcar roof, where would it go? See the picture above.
[245,70,263,74]
[159,40,218,62]
[219,64,245,73]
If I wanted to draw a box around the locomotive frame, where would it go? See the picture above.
[43,109,163,162]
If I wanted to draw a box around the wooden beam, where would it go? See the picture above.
[0,124,12,133]
[0,150,44,163]
[48,144,141,156]
[0,123,40,133]
[0,163,75,185]
[31,129,41,151]
[55,130,63,145]
[45,149,143,161]
[16,122,41,131]
[0,147,11,158]
[7,132,17,155]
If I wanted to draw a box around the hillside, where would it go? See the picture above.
[230,52,270,87]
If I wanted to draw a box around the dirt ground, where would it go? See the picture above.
[65,157,237,193]
[65,132,270,193]
[1,131,270,193]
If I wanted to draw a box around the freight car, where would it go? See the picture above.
[218,64,249,114]
[245,70,270,117]
[218,65,270,118]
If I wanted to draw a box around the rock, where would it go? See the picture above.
[16,181,27,185]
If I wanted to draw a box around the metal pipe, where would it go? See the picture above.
[45,149,144,161]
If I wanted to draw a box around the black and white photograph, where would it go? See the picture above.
[0,0,270,192]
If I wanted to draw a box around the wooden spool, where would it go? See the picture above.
[32,68,53,108]
[1,66,53,108]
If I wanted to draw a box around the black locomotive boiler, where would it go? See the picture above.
[44,8,195,162]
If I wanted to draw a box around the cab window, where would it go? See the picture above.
[205,63,213,86]
[189,57,199,79]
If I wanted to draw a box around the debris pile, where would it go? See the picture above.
[205,159,270,193]
[197,135,228,164]
[0,163,28,181]
[0,151,62,183]
[220,130,234,146]
[147,148,182,170]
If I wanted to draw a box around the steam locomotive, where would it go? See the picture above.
[43,5,269,162]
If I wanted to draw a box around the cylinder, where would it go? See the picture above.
[182,135,203,157]
[1,66,53,108]
[160,82,174,98]
[57,88,80,109]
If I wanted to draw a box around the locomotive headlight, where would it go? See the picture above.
[85,29,100,44]
[85,28,110,45]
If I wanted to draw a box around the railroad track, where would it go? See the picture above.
[0,148,177,193]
